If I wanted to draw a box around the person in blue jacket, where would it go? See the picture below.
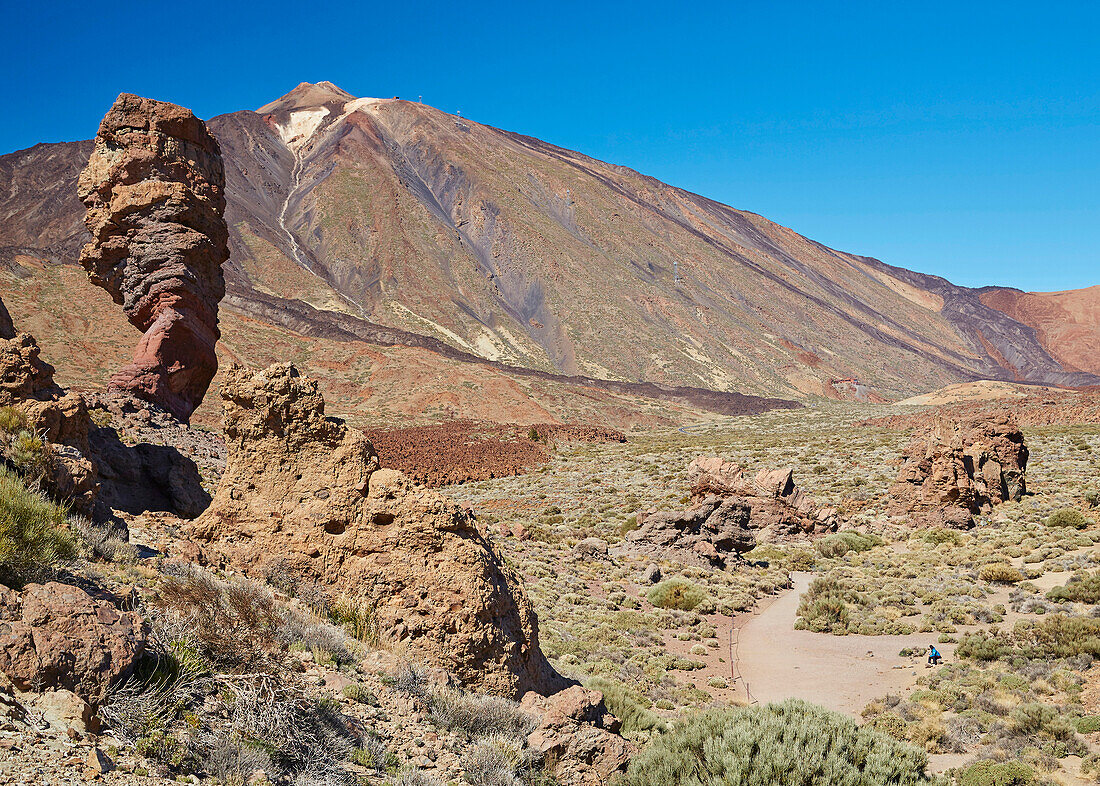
[927,644,942,666]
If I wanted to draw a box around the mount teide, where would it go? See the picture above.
[2,81,1097,403]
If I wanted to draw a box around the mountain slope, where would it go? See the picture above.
[978,286,1100,376]
[2,82,1097,401]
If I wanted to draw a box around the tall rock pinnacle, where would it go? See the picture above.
[77,93,229,422]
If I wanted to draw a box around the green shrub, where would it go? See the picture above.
[955,759,1034,786]
[7,430,48,478]
[977,563,1024,584]
[0,466,76,587]
[795,576,862,633]
[618,699,938,786]
[1046,571,1100,603]
[330,597,379,645]
[923,528,963,546]
[647,578,705,611]
[1046,508,1088,529]
[1075,715,1100,734]
[584,677,665,735]
[816,531,882,558]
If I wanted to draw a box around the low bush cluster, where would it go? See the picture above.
[815,530,883,558]
[1046,571,1100,604]
[957,615,1100,662]
[618,698,939,785]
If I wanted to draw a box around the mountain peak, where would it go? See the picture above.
[256,81,358,115]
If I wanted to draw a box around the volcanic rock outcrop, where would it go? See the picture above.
[188,363,564,698]
[0,582,146,705]
[520,685,635,785]
[888,414,1029,528]
[0,322,97,512]
[621,458,838,567]
[76,94,228,422]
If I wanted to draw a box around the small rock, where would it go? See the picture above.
[86,746,114,773]
[640,564,662,584]
[30,690,95,735]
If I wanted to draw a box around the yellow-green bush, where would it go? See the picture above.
[977,563,1024,584]
[954,760,1034,786]
[1046,508,1088,529]
[0,465,76,587]
[647,578,705,611]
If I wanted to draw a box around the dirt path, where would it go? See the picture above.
[734,572,954,716]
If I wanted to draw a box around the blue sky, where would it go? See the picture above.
[3,0,1097,292]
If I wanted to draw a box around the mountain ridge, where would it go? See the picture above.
[2,82,1097,408]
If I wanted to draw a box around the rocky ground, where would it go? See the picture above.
[4,366,1100,785]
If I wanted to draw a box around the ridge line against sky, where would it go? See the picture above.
[2,0,1097,293]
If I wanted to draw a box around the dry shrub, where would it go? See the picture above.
[977,563,1024,584]
[429,686,536,741]
[152,567,280,670]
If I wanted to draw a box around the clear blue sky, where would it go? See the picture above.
[4,1,1097,292]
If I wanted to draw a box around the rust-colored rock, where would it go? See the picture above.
[188,363,564,698]
[0,583,146,705]
[520,686,635,786]
[888,414,1029,528]
[77,93,228,422]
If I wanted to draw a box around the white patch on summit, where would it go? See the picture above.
[276,108,330,150]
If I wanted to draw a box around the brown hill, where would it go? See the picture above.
[1,82,1097,412]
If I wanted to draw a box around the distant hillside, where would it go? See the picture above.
[2,81,1097,408]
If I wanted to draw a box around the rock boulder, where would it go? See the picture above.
[0,583,146,705]
[0,331,97,512]
[520,686,634,786]
[620,458,837,567]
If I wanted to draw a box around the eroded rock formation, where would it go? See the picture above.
[621,457,838,567]
[187,363,564,698]
[77,94,228,422]
[888,414,1028,528]
[0,329,97,512]
[0,582,146,705]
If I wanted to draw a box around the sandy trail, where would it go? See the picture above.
[735,572,954,716]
